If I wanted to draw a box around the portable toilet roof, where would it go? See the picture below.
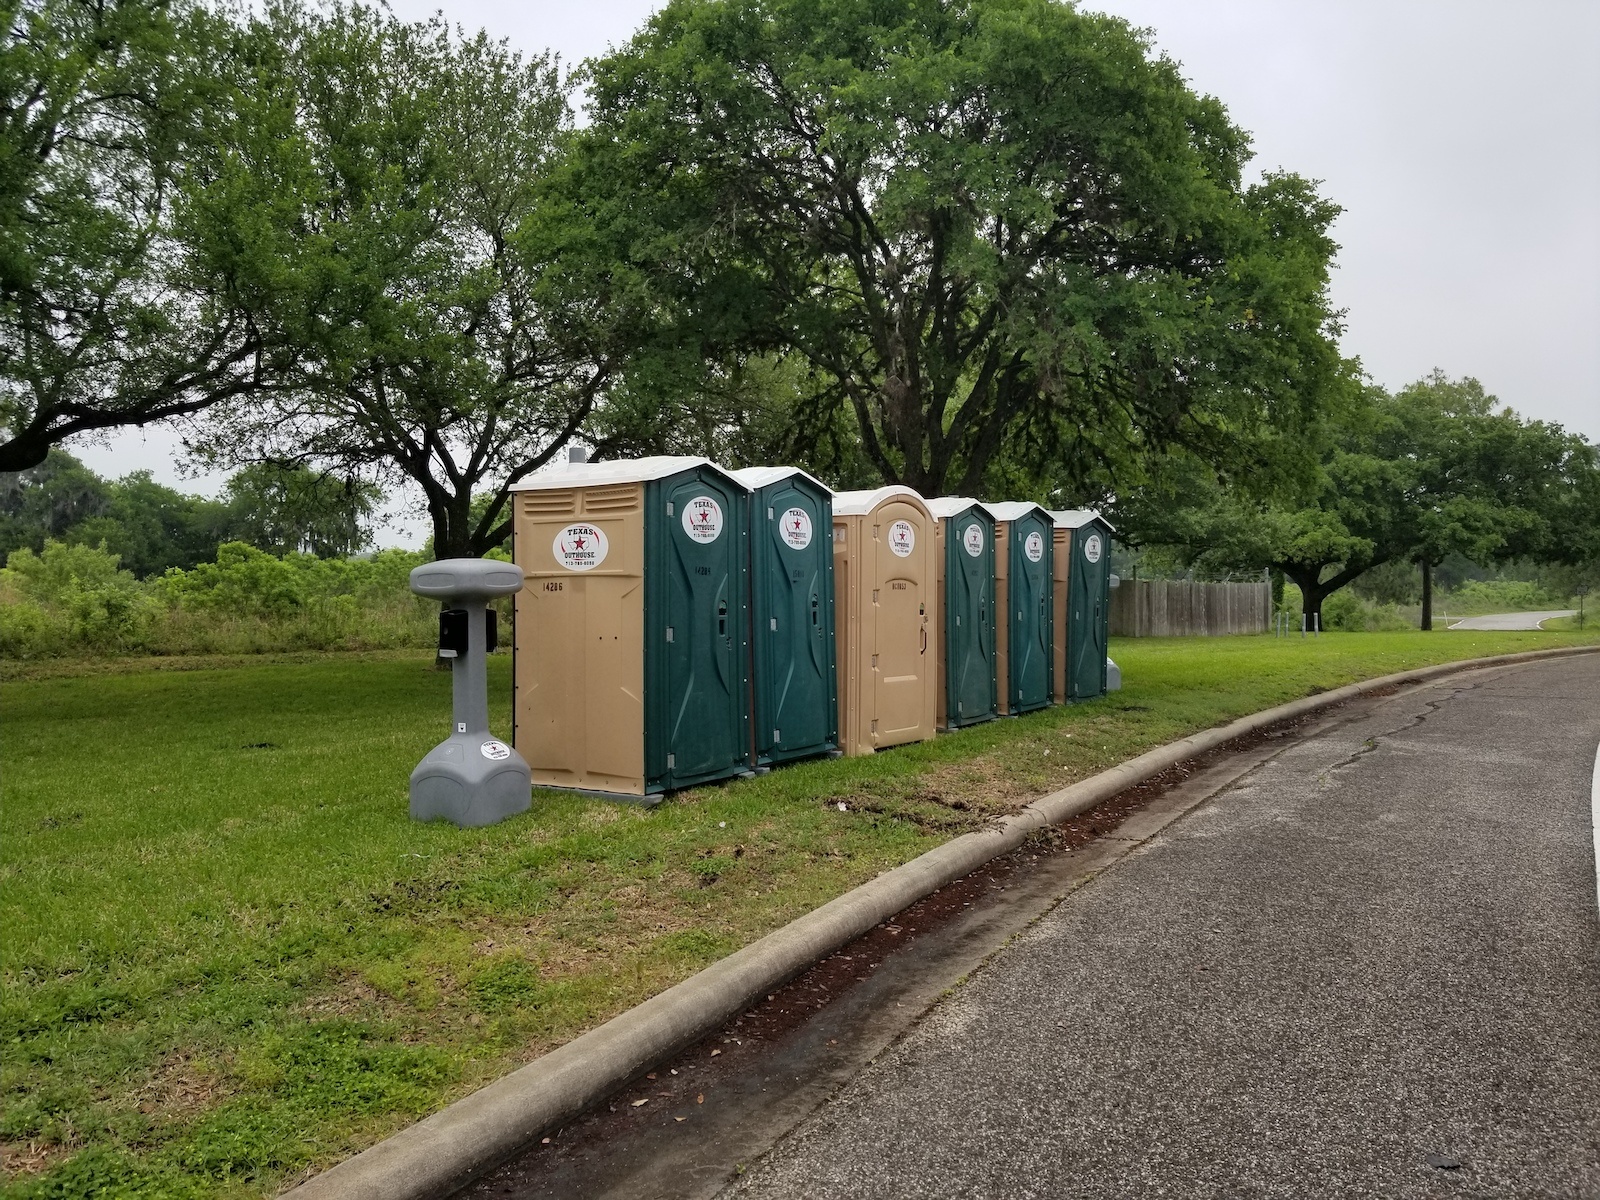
[729,465,832,494]
[1050,509,1115,532]
[512,455,746,492]
[833,485,923,516]
[983,500,1053,523]
[927,496,985,519]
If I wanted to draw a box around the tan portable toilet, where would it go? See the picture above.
[832,487,939,756]
[511,456,752,801]
[1051,513,1074,704]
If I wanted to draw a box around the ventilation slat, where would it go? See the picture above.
[521,491,576,517]
[582,485,641,513]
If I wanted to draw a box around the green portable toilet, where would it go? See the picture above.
[511,456,752,800]
[982,502,1054,714]
[730,466,839,767]
[928,498,997,730]
[1051,510,1114,701]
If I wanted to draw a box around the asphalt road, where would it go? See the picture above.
[727,655,1600,1199]
[1447,610,1576,630]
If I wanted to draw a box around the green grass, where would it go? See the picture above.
[4,628,1597,1196]
[1538,613,1588,632]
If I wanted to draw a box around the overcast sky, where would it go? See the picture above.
[70,0,1600,546]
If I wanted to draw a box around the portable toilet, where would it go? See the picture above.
[832,487,939,756]
[1050,514,1073,705]
[1051,510,1115,701]
[730,466,838,767]
[928,498,997,730]
[511,456,751,800]
[981,502,1054,715]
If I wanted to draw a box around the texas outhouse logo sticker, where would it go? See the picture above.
[780,507,812,550]
[962,522,984,558]
[888,519,915,557]
[552,523,608,571]
[682,496,724,543]
[480,739,511,761]
[1083,533,1103,563]
[1024,531,1044,562]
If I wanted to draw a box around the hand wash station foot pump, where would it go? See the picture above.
[408,558,531,827]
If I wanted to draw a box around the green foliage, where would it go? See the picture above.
[577,0,1345,497]
[1447,579,1568,615]
[220,465,382,559]
[0,451,109,553]
[0,0,298,472]
[0,541,436,658]
[191,5,622,559]
[1,452,385,576]
[1121,373,1600,622]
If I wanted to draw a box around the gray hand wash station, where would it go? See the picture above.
[408,558,531,827]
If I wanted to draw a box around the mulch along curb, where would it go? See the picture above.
[286,644,1600,1200]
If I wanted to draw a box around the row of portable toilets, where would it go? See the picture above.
[510,456,1114,802]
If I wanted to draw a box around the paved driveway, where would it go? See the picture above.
[1448,610,1575,630]
[728,656,1600,1199]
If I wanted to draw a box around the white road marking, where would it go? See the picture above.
[1593,742,1600,916]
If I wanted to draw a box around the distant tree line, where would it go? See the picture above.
[1,0,1595,621]
[0,450,380,575]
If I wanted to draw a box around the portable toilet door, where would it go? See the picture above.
[928,498,996,730]
[1053,510,1114,700]
[982,502,1054,714]
[832,486,939,756]
[1050,514,1073,704]
[511,456,751,800]
[730,466,838,767]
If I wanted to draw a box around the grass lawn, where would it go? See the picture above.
[4,629,1598,1197]
[1539,613,1589,632]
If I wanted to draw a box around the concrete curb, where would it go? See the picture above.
[287,644,1600,1200]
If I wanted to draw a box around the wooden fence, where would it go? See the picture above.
[1109,578,1273,637]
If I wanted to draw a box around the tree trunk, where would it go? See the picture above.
[428,493,476,561]
[1419,557,1433,630]
[1285,566,1329,630]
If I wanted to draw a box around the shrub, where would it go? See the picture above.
[1446,579,1566,615]
[0,541,444,658]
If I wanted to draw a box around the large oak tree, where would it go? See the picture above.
[577,0,1346,496]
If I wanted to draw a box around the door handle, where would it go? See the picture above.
[718,599,728,637]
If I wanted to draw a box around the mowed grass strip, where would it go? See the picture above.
[3,630,1596,1196]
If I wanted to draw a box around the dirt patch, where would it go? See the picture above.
[0,1138,75,1177]
[128,1050,231,1120]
